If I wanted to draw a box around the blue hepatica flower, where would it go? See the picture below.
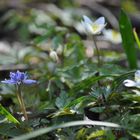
[1,70,37,85]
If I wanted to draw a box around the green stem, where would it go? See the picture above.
[92,36,101,66]
[16,85,28,121]
[133,28,140,49]
[60,44,64,67]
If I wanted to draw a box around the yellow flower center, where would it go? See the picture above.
[135,76,140,83]
[112,30,119,39]
[92,24,100,32]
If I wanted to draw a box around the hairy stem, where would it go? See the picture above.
[92,36,101,66]
[16,85,28,121]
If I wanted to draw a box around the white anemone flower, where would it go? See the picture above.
[123,70,140,88]
[81,15,106,35]
[103,29,122,44]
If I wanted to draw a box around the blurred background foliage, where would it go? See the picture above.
[0,0,140,139]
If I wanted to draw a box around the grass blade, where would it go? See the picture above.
[133,28,140,49]
[11,120,120,140]
[119,9,137,69]
[0,104,20,124]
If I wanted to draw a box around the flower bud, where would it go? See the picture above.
[56,44,63,55]
[49,51,59,62]
[86,46,94,58]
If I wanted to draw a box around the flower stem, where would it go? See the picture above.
[92,36,101,66]
[16,85,28,121]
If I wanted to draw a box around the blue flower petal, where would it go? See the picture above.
[94,17,105,25]
[1,70,37,85]
[20,73,26,80]
[16,71,22,81]
[23,79,37,85]
[83,15,93,24]
[10,72,17,80]
[1,80,17,84]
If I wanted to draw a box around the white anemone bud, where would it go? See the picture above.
[86,46,94,58]
[56,44,63,55]
[49,51,59,62]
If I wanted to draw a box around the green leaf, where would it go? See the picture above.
[111,70,135,91]
[64,95,93,108]
[105,130,116,140]
[51,108,75,118]
[87,130,105,140]
[0,104,20,124]
[76,128,87,140]
[69,74,116,95]
[33,27,55,44]
[129,131,140,139]
[55,91,72,109]
[123,94,140,102]
[89,106,105,113]
[11,120,120,140]
[0,123,24,137]
[119,9,137,69]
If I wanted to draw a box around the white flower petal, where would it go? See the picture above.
[103,29,113,38]
[81,21,93,34]
[132,90,140,95]
[49,51,59,62]
[81,15,106,35]
[135,70,140,76]
[94,17,105,25]
[83,15,93,24]
[135,70,140,83]
[86,25,94,34]
[135,82,140,88]
[81,21,86,29]
[92,24,105,34]
[103,29,122,44]
[123,79,137,87]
